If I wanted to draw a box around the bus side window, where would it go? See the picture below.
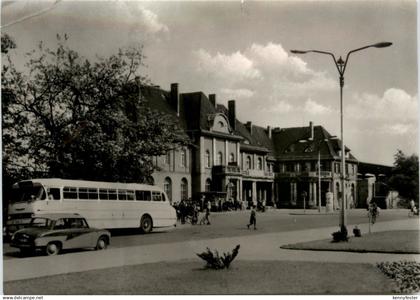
[108,189,117,200]
[152,191,162,201]
[99,189,109,200]
[127,190,135,201]
[48,188,61,200]
[135,191,151,201]
[118,189,127,201]
[63,187,78,200]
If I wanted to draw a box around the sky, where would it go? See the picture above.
[1,0,418,166]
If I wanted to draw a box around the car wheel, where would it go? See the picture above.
[46,242,61,256]
[140,215,153,233]
[96,236,108,250]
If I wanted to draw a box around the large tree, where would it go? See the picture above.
[2,35,188,184]
[388,150,419,207]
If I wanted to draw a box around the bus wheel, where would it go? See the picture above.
[140,215,153,233]
[46,242,61,256]
[96,236,108,250]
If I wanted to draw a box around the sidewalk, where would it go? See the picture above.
[4,218,419,282]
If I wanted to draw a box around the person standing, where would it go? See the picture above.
[247,205,257,230]
[204,200,211,225]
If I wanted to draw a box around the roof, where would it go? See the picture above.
[271,126,357,161]
[216,103,274,153]
[358,162,392,177]
[141,84,359,162]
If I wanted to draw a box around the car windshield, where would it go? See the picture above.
[11,185,46,203]
[29,217,54,229]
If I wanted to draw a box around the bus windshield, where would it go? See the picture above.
[11,185,46,203]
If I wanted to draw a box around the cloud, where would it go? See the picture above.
[260,100,294,114]
[220,88,255,99]
[304,99,333,115]
[192,42,335,102]
[130,5,169,35]
[194,49,261,82]
[381,123,417,136]
[348,88,418,121]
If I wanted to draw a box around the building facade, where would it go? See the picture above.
[145,83,361,209]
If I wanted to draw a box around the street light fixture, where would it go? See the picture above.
[291,42,392,235]
[299,136,337,213]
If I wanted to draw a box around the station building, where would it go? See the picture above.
[143,82,385,210]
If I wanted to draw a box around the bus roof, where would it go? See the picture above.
[16,178,162,191]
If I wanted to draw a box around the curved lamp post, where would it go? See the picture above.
[291,42,392,234]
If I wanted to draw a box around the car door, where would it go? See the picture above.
[63,218,95,249]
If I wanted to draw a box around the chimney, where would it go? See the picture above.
[170,83,179,117]
[267,126,272,139]
[246,121,253,135]
[228,100,236,131]
[309,121,314,140]
[209,94,216,107]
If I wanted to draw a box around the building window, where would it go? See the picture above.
[257,157,262,170]
[205,150,211,168]
[205,178,212,192]
[295,163,300,172]
[246,156,252,170]
[164,177,172,202]
[180,149,186,167]
[217,151,223,165]
[334,163,341,174]
[181,178,188,201]
[164,151,171,165]
[229,153,235,164]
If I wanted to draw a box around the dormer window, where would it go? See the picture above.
[304,145,314,153]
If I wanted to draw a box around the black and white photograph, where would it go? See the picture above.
[1,0,419,296]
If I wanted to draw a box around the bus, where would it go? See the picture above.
[6,178,177,236]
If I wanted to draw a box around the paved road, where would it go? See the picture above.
[3,208,409,258]
[3,209,419,282]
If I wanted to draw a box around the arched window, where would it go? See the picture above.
[229,153,235,164]
[180,149,186,167]
[246,156,252,170]
[181,178,188,201]
[205,178,212,192]
[257,157,262,170]
[164,177,172,202]
[217,151,223,165]
[205,150,211,168]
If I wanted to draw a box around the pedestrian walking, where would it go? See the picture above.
[200,200,211,225]
[179,199,186,224]
[247,205,257,230]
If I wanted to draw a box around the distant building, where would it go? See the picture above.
[142,83,388,209]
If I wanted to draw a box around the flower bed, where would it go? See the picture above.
[377,261,420,294]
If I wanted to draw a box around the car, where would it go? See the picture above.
[10,213,111,256]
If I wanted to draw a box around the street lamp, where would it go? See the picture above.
[291,42,392,235]
[299,136,337,213]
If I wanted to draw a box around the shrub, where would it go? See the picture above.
[377,261,420,293]
[332,225,348,242]
[353,226,362,237]
[197,245,240,269]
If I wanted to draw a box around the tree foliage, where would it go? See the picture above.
[388,150,419,206]
[2,35,188,184]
